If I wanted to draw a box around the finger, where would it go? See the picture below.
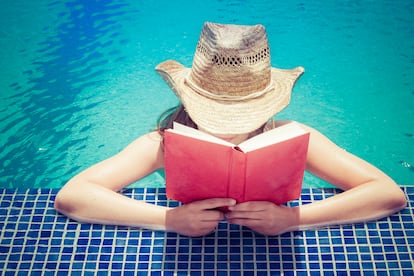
[202,210,225,221]
[185,224,218,237]
[227,218,262,228]
[197,219,222,234]
[194,198,237,210]
[225,210,262,220]
[228,201,268,212]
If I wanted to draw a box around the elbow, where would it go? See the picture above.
[383,184,407,215]
[391,187,407,212]
[54,185,77,216]
[53,190,68,213]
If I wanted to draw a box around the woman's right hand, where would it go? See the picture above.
[165,198,236,237]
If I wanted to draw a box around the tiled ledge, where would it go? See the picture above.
[0,187,413,275]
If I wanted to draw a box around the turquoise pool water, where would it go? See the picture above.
[0,1,413,189]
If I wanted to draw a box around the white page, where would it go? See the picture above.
[170,121,308,152]
[238,121,308,152]
[171,122,234,147]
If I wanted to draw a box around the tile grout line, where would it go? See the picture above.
[0,187,413,274]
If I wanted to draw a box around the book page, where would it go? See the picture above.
[171,122,233,147]
[238,121,308,152]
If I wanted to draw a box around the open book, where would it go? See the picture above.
[164,121,310,205]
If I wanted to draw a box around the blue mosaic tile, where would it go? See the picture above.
[0,188,413,274]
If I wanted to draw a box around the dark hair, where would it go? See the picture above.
[157,104,197,137]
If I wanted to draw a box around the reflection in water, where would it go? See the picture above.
[0,1,138,188]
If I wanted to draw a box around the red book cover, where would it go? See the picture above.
[164,121,310,205]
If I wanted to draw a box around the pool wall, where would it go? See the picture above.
[1,187,413,274]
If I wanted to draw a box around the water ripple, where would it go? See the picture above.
[0,0,139,188]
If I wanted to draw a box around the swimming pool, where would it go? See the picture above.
[0,0,413,189]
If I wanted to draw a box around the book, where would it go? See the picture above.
[164,121,310,205]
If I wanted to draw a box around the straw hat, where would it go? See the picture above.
[156,22,304,135]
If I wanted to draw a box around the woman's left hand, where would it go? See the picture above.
[225,201,299,235]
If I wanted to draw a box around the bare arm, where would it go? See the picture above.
[54,131,235,235]
[54,132,168,229]
[226,123,407,234]
[292,123,407,229]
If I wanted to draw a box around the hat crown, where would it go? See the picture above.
[155,22,304,135]
[189,22,271,98]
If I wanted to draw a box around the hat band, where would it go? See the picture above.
[184,73,274,101]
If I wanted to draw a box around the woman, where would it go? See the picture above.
[54,22,406,237]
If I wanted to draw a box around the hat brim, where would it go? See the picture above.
[156,60,304,135]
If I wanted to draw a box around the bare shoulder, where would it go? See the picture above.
[122,131,165,169]
[291,121,396,190]
[272,120,339,152]
[65,131,165,191]
[127,131,163,149]
[293,121,326,137]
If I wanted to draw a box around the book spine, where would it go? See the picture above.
[228,147,247,203]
